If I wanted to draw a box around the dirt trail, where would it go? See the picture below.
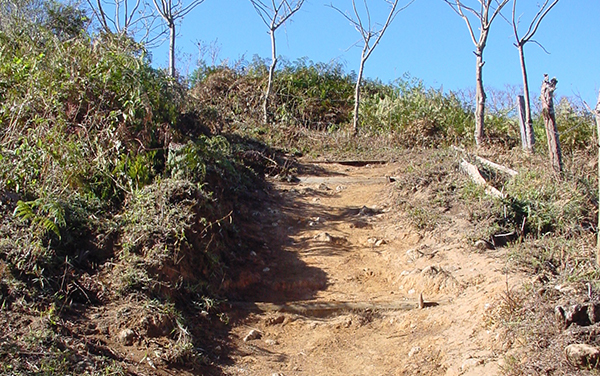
[222,160,521,376]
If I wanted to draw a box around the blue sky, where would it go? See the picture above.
[150,0,600,106]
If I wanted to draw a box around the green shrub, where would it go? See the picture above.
[360,75,473,145]
[273,58,354,129]
[189,57,355,130]
[554,96,595,152]
[502,169,591,237]
[118,178,214,297]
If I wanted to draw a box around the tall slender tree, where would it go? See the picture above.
[511,0,560,153]
[331,0,412,135]
[249,0,305,124]
[152,0,205,77]
[443,0,509,147]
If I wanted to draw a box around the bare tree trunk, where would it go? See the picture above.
[474,49,486,146]
[517,43,534,151]
[331,0,405,136]
[263,28,277,124]
[250,1,305,125]
[444,0,509,148]
[168,21,175,77]
[353,47,367,136]
[541,74,562,174]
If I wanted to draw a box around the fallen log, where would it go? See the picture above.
[460,159,504,198]
[452,145,518,176]
[474,155,518,177]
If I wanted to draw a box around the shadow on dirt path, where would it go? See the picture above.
[198,161,344,374]
[203,160,410,374]
[203,159,523,376]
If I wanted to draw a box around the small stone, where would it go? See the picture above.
[265,339,279,346]
[140,313,174,337]
[555,306,566,326]
[474,239,494,250]
[263,267,270,272]
[408,346,421,357]
[314,232,332,242]
[406,248,424,261]
[421,265,440,278]
[308,217,323,226]
[559,304,598,328]
[265,315,286,326]
[318,183,330,190]
[243,329,262,342]
[358,206,376,216]
[375,239,386,247]
[565,343,600,369]
[461,357,484,371]
[117,328,135,346]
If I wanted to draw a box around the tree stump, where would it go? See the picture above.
[541,74,562,174]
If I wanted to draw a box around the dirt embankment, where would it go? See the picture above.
[218,159,524,376]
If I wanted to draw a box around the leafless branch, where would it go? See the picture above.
[331,0,412,135]
[512,0,559,45]
[330,0,412,59]
[87,0,166,45]
[529,39,551,54]
[443,0,478,46]
[250,0,305,31]
[364,0,402,60]
[445,0,508,48]
[523,0,559,41]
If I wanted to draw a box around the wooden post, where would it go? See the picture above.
[517,95,528,151]
[541,74,562,174]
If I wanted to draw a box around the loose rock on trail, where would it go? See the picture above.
[221,160,522,376]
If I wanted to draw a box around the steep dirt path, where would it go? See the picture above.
[221,161,521,376]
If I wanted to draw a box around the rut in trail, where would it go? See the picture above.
[221,160,521,376]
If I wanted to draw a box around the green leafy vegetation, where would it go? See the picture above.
[360,75,474,146]
[0,1,278,373]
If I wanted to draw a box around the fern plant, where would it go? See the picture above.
[13,198,65,238]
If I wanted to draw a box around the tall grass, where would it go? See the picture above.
[359,75,473,146]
